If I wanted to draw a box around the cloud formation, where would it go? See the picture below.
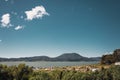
[0,5,49,30]
[14,25,24,30]
[25,6,49,20]
[1,13,11,28]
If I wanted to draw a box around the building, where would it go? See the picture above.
[115,62,120,65]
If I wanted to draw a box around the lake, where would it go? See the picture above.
[0,61,99,68]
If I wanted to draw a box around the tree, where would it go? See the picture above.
[101,54,115,64]
[113,49,120,62]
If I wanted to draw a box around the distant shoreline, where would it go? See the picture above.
[0,60,100,62]
[0,61,99,68]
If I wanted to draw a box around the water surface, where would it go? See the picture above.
[0,61,98,68]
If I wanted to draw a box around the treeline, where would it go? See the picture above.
[0,64,120,80]
[101,49,120,64]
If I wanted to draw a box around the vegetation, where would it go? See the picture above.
[0,63,120,80]
[101,49,120,64]
[0,64,33,80]
[29,65,120,80]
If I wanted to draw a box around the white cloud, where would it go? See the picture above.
[103,52,113,55]
[14,25,24,30]
[25,6,49,20]
[0,40,2,42]
[1,13,11,28]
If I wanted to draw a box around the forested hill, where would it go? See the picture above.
[101,49,120,64]
[0,53,101,62]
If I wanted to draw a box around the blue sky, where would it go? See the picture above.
[0,0,120,58]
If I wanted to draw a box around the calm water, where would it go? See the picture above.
[0,61,98,68]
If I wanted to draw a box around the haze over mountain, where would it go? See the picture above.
[0,53,101,62]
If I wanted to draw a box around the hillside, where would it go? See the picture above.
[0,53,101,62]
[53,53,89,61]
[101,49,120,64]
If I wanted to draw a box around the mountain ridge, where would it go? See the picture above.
[0,53,101,62]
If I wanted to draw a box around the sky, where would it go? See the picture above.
[0,0,120,58]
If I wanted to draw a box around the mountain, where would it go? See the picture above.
[53,53,88,61]
[0,53,101,62]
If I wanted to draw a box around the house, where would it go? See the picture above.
[115,62,120,65]
[91,68,99,72]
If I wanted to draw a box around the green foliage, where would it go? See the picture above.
[101,49,120,64]
[113,49,120,62]
[50,70,63,80]
[61,71,75,80]
[29,71,51,80]
[0,64,33,80]
[109,65,120,80]
[30,65,120,80]
[101,54,115,64]
[0,63,120,80]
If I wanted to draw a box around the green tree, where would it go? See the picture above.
[101,54,115,64]
[113,49,120,62]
